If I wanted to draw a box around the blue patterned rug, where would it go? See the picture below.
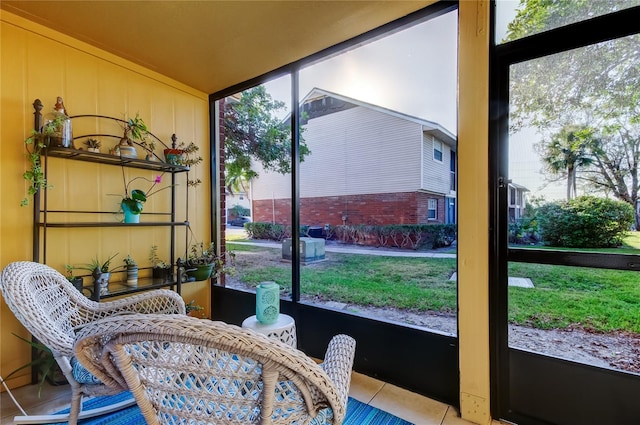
[49,391,413,424]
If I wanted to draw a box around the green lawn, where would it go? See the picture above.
[226,233,640,334]
[507,262,640,332]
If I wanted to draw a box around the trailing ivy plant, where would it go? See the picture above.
[21,115,66,206]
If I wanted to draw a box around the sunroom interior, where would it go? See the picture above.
[1,2,639,425]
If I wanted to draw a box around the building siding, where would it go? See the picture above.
[253,192,446,226]
[422,133,455,194]
[252,105,423,200]
[249,93,454,226]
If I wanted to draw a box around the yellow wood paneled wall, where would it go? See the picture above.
[458,1,492,423]
[0,10,210,388]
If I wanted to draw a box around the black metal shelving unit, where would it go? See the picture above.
[31,100,192,301]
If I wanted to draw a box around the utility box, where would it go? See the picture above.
[282,237,325,263]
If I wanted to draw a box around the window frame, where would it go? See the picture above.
[428,198,438,220]
[433,139,443,162]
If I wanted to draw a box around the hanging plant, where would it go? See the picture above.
[21,114,66,206]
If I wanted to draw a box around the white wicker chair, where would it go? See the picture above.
[0,261,186,424]
[74,313,356,425]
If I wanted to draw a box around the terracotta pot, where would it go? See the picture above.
[164,148,185,165]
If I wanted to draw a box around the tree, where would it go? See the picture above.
[507,0,640,226]
[223,86,310,194]
[538,125,594,200]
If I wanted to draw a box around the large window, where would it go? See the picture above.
[219,77,293,300]
[216,6,458,335]
[506,19,639,377]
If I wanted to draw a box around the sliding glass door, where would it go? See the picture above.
[492,3,640,424]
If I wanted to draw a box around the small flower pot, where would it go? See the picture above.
[121,201,141,223]
[94,272,111,296]
[126,265,138,287]
[118,141,138,158]
[164,148,185,165]
[69,277,84,292]
[152,266,172,282]
[186,264,214,281]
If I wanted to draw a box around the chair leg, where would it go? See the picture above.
[68,391,82,424]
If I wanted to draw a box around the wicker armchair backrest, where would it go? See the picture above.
[0,261,98,355]
[75,314,349,425]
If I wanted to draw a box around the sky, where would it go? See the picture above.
[265,10,459,134]
[259,2,567,201]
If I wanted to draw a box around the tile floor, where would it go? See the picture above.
[1,372,503,425]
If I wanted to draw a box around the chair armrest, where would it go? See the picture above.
[88,289,186,318]
[319,334,356,406]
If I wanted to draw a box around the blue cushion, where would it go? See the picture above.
[70,357,102,385]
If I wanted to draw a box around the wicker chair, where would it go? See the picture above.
[0,261,186,424]
[74,313,356,425]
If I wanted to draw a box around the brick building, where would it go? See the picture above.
[251,88,457,227]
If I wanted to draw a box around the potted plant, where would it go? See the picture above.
[184,242,219,281]
[185,300,205,318]
[149,244,172,281]
[80,253,118,296]
[123,255,138,287]
[140,138,156,161]
[116,113,149,158]
[45,97,73,148]
[65,264,83,292]
[1,333,66,395]
[178,141,203,187]
[164,140,203,187]
[118,170,172,223]
[83,138,101,153]
[183,241,235,281]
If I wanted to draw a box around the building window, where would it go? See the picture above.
[509,186,516,206]
[428,198,437,220]
[450,150,456,191]
[433,140,443,162]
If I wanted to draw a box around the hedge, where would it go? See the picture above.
[244,222,457,250]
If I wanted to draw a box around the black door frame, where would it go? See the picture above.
[489,5,640,424]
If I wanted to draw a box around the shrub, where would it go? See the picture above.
[537,196,634,248]
[432,224,457,248]
[229,204,250,218]
[245,222,457,250]
[508,216,540,245]
[245,222,289,241]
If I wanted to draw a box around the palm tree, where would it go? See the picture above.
[225,162,255,196]
[540,125,594,200]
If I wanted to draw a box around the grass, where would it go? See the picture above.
[225,232,640,334]
[228,243,458,312]
[507,262,640,333]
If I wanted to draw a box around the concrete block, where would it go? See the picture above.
[282,237,325,263]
